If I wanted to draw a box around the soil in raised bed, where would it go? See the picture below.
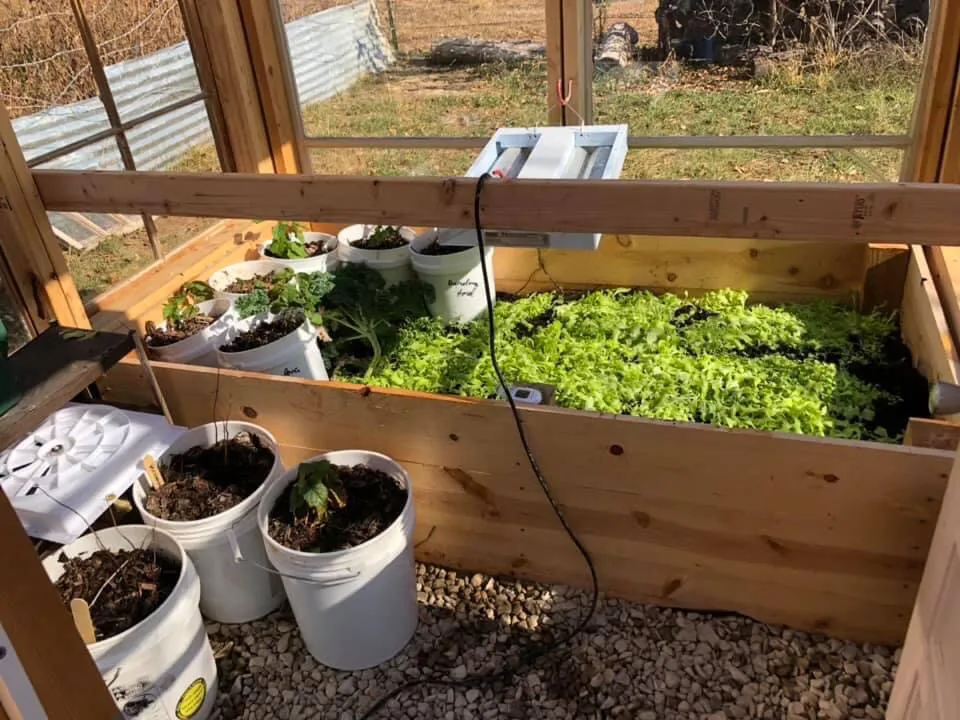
[224,271,288,295]
[219,311,304,353]
[145,432,275,521]
[417,241,472,256]
[352,227,408,250]
[268,464,407,552]
[265,238,332,259]
[55,546,179,641]
[145,313,219,348]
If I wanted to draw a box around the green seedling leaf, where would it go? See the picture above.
[290,460,348,521]
[269,221,309,259]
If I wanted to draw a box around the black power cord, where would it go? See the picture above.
[357,173,600,719]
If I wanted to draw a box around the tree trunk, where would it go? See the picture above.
[595,22,640,71]
[428,39,545,67]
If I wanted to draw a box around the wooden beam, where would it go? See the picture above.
[99,359,952,644]
[0,490,118,719]
[193,0,274,173]
[900,246,960,384]
[236,0,304,174]
[0,106,89,330]
[31,169,960,246]
[905,418,960,452]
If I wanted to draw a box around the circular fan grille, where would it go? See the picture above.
[1,405,131,496]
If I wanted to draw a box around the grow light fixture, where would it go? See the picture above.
[435,124,629,251]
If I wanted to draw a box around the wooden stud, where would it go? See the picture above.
[905,418,960,452]
[900,246,960,385]
[236,0,304,175]
[0,489,118,718]
[193,0,274,174]
[0,106,89,330]
[31,170,960,247]
[545,0,564,125]
[560,0,593,125]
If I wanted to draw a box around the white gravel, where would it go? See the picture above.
[207,564,898,720]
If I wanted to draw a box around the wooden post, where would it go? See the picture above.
[0,104,89,331]
[236,0,306,175]
[193,0,275,174]
[0,489,119,719]
[546,0,565,125]
[561,0,594,125]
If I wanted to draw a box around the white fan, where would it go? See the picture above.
[0,404,184,544]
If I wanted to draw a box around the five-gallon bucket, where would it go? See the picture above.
[337,224,415,286]
[410,229,495,323]
[208,260,291,302]
[145,298,237,367]
[257,450,418,671]
[133,422,287,624]
[42,526,218,720]
[216,312,328,381]
[259,232,340,274]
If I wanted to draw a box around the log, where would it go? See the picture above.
[428,38,545,67]
[595,22,640,71]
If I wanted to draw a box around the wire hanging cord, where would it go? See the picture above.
[553,79,586,131]
[357,174,600,719]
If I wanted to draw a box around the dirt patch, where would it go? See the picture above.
[145,432,276,521]
[145,313,219,348]
[220,310,304,353]
[268,463,407,552]
[55,547,179,641]
[418,241,472,256]
[224,271,289,295]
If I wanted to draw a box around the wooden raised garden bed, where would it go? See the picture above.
[91,218,960,646]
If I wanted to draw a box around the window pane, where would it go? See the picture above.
[590,0,924,148]
[0,277,32,353]
[281,0,549,138]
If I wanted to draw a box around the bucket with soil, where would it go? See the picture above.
[145,298,237,367]
[216,308,328,380]
[257,450,417,670]
[132,422,286,624]
[208,260,293,302]
[260,231,340,274]
[337,224,415,286]
[43,525,218,720]
[410,229,496,323]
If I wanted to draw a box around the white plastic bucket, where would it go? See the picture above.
[132,422,287,624]
[43,526,218,720]
[259,232,340,273]
[208,259,291,302]
[257,450,417,670]
[145,298,237,367]
[216,312,329,380]
[337,224,415,286]
[410,229,496,323]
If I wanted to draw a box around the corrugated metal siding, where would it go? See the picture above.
[12,0,392,172]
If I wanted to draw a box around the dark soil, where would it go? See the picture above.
[265,239,332,258]
[219,311,304,353]
[268,464,407,552]
[145,313,219,348]
[144,432,275,521]
[224,271,287,294]
[417,241,472,256]
[352,227,408,250]
[55,547,179,641]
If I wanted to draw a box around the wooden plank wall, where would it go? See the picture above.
[100,359,953,645]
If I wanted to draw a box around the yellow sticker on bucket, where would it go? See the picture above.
[176,678,207,719]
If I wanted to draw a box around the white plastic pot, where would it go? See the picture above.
[145,298,238,367]
[216,312,328,380]
[337,224,415,286]
[259,232,340,273]
[43,526,218,720]
[132,422,287,624]
[410,229,496,324]
[257,450,417,670]
[208,259,291,302]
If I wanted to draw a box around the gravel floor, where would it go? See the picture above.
[208,564,899,720]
